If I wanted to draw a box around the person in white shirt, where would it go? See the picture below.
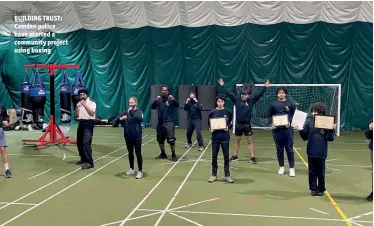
[74,89,96,170]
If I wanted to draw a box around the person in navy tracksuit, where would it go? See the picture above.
[120,97,144,179]
[295,102,336,196]
[269,87,297,177]
[365,119,373,201]
[208,95,233,183]
[184,92,204,151]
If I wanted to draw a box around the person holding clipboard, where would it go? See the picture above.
[269,87,297,177]
[208,95,233,183]
[295,102,336,196]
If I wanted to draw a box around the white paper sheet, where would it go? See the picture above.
[291,109,308,129]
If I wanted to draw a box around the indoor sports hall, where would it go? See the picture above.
[0,2,372,226]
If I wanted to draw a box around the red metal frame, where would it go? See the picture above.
[22,64,80,149]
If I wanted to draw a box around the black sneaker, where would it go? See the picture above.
[155,153,167,159]
[367,192,373,201]
[76,160,85,165]
[317,191,324,196]
[5,169,11,178]
[250,157,257,164]
[311,191,318,196]
[172,154,178,162]
[81,164,94,170]
[230,156,238,161]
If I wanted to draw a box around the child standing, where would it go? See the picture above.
[295,102,336,196]
[208,95,233,183]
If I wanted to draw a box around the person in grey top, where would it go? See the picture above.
[0,104,11,178]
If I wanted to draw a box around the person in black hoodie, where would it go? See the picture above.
[120,97,144,179]
[208,95,233,183]
[295,102,336,196]
[365,120,373,201]
[151,86,179,162]
[218,78,270,164]
[269,87,297,177]
[184,92,204,151]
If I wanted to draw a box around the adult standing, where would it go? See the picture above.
[74,89,96,170]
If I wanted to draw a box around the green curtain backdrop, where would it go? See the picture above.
[0,22,372,130]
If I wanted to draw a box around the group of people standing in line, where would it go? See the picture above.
[71,81,374,199]
[0,81,371,201]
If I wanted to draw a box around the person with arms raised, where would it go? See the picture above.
[218,78,270,164]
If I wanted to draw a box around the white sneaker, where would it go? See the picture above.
[135,171,143,179]
[278,167,285,175]
[289,168,295,177]
[125,168,135,176]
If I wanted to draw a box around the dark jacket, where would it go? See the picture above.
[183,99,202,120]
[0,104,9,128]
[208,108,233,142]
[365,120,373,151]
[151,96,179,123]
[299,119,335,159]
[224,86,266,123]
[269,99,297,129]
[120,108,143,139]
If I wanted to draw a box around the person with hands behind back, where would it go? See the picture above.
[151,86,179,162]
[120,97,144,179]
[365,120,373,201]
[269,87,297,177]
[295,102,336,196]
[74,89,96,170]
[207,94,233,184]
[184,92,204,151]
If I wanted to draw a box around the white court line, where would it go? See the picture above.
[326,158,341,162]
[128,212,163,221]
[0,202,37,206]
[117,140,198,226]
[169,198,220,211]
[0,137,155,226]
[138,208,162,212]
[170,210,348,223]
[327,167,341,172]
[8,153,118,160]
[0,135,148,212]
[347,211,373,221]
[101,212,163,226]
[169,212,204,226]
[349,221,364,226]
[153,141,212,226]
[258,161,370,168]
[159,159,238,170]
[28,168,52,180]
[310,208,329,215]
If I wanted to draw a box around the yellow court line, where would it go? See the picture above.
[293,147,352,226]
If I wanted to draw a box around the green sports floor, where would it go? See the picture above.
[0,127,372,226]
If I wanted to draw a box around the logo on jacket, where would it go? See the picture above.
[320,129,325,134]
[285,106,289,112]
[166,101,169,106]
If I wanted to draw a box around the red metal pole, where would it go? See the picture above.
[22,64,80,149]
